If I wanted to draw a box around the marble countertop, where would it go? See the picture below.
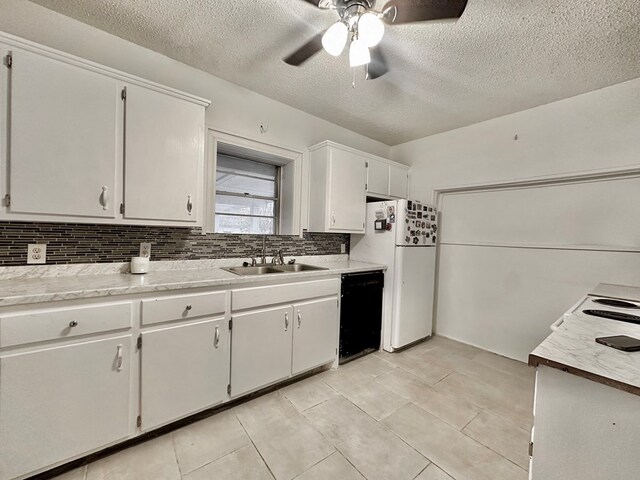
[529,283,640,396]
[0,259,386,307]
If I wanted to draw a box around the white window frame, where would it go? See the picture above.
[205,129,304,236]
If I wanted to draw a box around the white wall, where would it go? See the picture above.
[390,78,640,361]
[0,0,390,161]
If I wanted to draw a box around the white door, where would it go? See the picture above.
[140,318,229,430]
[392,247,436,349]
[0,336,132,480]
[367,158,390,196]
[230,305,293,397]
[328,147,366,232]
[124,84,204,223]
[8,49,120,218]
[292,297,339,375]
[389,164,408,198]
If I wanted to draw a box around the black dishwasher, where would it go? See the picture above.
[339,270,384,363]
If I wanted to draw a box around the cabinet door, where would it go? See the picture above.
[141,318,229,430]
[367,158,390,196]
[327,147,366,232]
[0,336,132,480]
[124,84,204,223]
[230,305,293,397]
[8,49,120,218]
[292,297,339,375]
[389,164,408,198]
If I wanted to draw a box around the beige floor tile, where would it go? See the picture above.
[462,410,531,470]
[237,393,334,480]
[294,452,365,480]
[375,369,479,429]
[281,377,338,412]
[172,410,251,474]
[331,353,396,379]
[415,464,454,480]
[51,466,86,480]
[304,397,428,480]
[184,444,273,480]
[325,375,409,420]
[86,435,180,480]
[472,350,535,378]
[375,351,452,385]
[381,404,528,480]
[435,372,534,430]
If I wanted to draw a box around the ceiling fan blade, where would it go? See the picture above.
[299,0,334,8]
[283,33,324,66]
[383,0,468,24]
[367,46,389,80]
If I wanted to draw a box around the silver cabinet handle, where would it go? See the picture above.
[69,320,78,328]
[116,344,124,372]
[297,311,301,328]
[214,325,220,348]
[100,186,108,210]
[284,312,289,331]
[187,194,193,215]
[332,212,336,225]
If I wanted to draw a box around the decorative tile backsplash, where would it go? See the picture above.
[0,222,350,266]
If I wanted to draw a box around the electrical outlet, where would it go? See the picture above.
[140,243,152,258]
[340,243,346,254]
[27,244,46,264]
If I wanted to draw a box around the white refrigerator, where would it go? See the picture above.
[350,199,438,352]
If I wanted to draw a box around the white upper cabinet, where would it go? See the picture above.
[308,142,367,233]
[0,33,210,226]
[366,157,409,199]
[389,163,409,198]
[7,48,120,218]
[366,158,390,197]
[123,85,204,223]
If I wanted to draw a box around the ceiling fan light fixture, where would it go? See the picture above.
[322,21,348,56]
[349,38,371,67]
[357,12,385,47]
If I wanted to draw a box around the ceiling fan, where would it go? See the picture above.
[284,0,469,81]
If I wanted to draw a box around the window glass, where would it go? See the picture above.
[214,154,279,234]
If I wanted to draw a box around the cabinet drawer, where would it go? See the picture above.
[141,291,226,326]
[232,278,340,311]
[0,302,132,348]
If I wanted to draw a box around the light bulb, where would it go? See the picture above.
[322,22,348,57]
[358,12,385,47]
[349,38,371,67]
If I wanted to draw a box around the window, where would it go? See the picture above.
[215,154,280,234]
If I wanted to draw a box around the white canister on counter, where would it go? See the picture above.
[130,256,150,274]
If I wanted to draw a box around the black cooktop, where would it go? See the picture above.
[593,298,640,309]
[583,309,640,325]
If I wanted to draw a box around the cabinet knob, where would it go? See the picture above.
[187,195,193,215]
[185,305,192,311]
[100,186,109,210]
[69,320,78,328]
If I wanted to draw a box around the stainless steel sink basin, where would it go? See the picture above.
[222,263,328,276]
[222,266,284,276]
[273,264,329,272]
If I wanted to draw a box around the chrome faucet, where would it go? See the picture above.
[271,249,285,265]
[261,235,267,264]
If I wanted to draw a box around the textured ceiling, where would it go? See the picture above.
[28,0,640,145]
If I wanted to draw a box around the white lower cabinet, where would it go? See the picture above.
[140,318,229,431]
[0,335,133,480]
[230,305,293,397]
[292,298,339,375]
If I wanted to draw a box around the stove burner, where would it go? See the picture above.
[583,309,640,325]
[593,298,640,309]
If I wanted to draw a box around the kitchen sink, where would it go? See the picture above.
[273,264,328,272]
[222,263,328,276]
[222,266,285,276]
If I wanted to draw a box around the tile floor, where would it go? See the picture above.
[54,336,535,480]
